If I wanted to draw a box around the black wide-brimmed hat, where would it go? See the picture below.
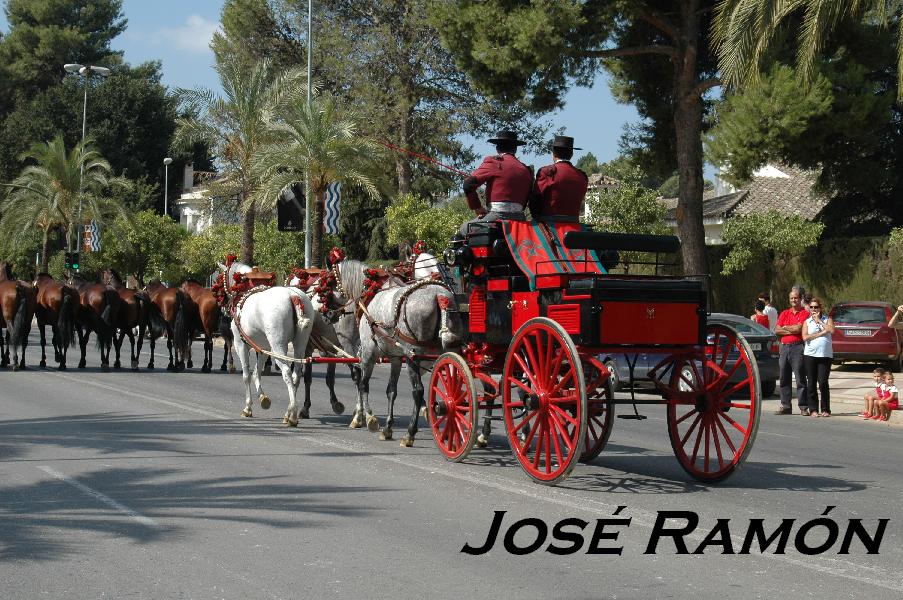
[488,130,527,146]
[550,135,581,151]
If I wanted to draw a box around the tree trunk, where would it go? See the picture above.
[40,229,50,273]
[242,195,256,265]
[674,1,708,277]
[395,99,413,196]
[310,186,324,267]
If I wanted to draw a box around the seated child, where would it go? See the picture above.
[861,368,885,419]
[873,371,899,421]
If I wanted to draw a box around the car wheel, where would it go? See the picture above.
[604,360,620,391]
[762,380,776,397]
[889,353,903,374]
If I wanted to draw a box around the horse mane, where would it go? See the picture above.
[106,267,124,285]
[0,262,13,281]
[337,258,368,300]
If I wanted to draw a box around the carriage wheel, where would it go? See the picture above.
[503,318,587,484]
[428,352,478,462]
[665,324,761,482]
[579,356,615,463]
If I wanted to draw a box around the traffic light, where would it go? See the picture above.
[64,252,80,271]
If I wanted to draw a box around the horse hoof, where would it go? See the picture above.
[166,365,174,372]
[299,408,310,419]
[379,428,393,441]
[101,365,110,373]
[147,364,154,370]
[259,394,271,410]
[39,360,46,368]
[349,416,362,429]
[476,433,488,448]
[400,436,414,448]
[113,362,121,369]
[187,361,194,369]
[285,418,298,428]
[229,366,236,374]
[220,365,227,372]
[241,408,253,418]
[332,401,345,415]
[58,364,66,371]
[12,364,20,372]
[366,414,379,432]
[78,361,86,369]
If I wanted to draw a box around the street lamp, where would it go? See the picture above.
[63,63,111,253]
[163,157,173,217]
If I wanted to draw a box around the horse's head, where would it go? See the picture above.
[0,261,12,282]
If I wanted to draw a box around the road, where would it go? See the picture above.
[1,333,900,599]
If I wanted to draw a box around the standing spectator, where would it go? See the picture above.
[774,285,810,415]
[758,292,778,332]
[887,304,903,328]
[802,296,834,417]
[751,300,770,328]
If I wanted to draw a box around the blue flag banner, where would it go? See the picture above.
[83,219,101,252]
[324,182,341,234]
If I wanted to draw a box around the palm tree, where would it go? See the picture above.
[0,134,128,271]
[714,1,902,98]
[254,96,380,266]
[172,33,304,265]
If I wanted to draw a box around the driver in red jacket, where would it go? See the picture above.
[529,135,588,222]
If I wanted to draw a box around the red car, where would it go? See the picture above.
[830,301,903,372]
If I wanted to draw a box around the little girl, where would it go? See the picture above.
[873,372,898,421]
[860,368,886,419]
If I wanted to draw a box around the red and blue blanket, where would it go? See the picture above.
[502,221,607,289]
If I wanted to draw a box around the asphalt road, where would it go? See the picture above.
[1,333,901,599]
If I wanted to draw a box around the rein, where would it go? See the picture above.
[358,278,452,350]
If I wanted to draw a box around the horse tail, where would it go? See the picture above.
[172,290,190,358]
[133,292,148,327]
[58,287,77,348]
[94,289,117,348]
[146,298,167,339]
[10,282,29,347]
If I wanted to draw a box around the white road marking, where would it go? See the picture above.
[43,371,902,592]
[36,465,157,527]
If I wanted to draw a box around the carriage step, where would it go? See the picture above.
[617,414,648,420]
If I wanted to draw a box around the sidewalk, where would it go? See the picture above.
[764,364,902,427]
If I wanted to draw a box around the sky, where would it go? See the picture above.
[0,0,643,170]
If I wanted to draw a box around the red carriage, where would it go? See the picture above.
[427,219,761,485]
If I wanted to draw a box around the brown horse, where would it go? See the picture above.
[34,274,79,370]
[70,277,121,371]
[144,280,190,371]
[180,280,220,372]
[0,277,36,370]
[102,268,150,371]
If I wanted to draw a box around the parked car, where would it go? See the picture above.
[830,301,902,372]
[599,312,780,396]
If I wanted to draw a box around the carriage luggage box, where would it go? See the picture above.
[569,277,707,346]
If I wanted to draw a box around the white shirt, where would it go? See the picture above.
[764,305,778,332]
[803,315,833,358]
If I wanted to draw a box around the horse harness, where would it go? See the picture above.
[357,277,453,351]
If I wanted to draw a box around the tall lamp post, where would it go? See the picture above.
[163,157,173,217]
[63,63,110,253]
[304,0,313,267]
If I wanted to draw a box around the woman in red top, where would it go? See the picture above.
[751,299,770,328]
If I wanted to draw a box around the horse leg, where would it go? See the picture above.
[401,360,425,448]
[275,352,300,427]
[126,330,137,371]
[220,341,229,371]
[166,333,174,371]
[77,327,88,369]
[186,338,194,369]
[352,353,376,430]
[300,362,313,419]
[379,359,403,441]
[253,353,269,410]
[236,336,254,418]
[147,334,156,370]
[133,324,145,370]
[38,323,47,367]
[326,363,345,414]
[113,330,124,369]
[203,333,212,373]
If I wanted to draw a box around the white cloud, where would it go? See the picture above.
[151,15,220,54]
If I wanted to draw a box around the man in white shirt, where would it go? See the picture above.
[759,292,778,332]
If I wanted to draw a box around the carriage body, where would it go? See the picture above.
[427,219,761,485]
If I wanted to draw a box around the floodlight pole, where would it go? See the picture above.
[304,0,313,267]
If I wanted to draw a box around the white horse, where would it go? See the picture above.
[221,261,316,426]
[413,251,442,280]
[355,279,463,446]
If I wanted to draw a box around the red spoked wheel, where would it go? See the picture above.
[664,323,761,482]
[579,356,615,463]
[503,318,587,484]
[428,352,478,462]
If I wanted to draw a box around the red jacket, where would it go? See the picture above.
[530,160,588,219]
[464,153,533,211]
